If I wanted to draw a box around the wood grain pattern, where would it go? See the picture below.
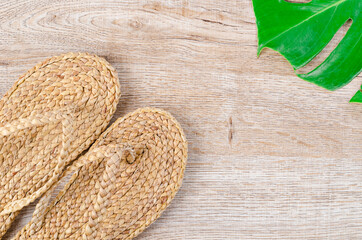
[1,0,361,239]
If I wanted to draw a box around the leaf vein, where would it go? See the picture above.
[261,0,348,49]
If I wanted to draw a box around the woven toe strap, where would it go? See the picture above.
[0,108,75,216]
[70,143,136,171]
[26,143,138,236]
[0,108,73,136]
[81,144,135,239]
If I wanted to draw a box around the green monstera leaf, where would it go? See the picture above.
[252,0,362,102]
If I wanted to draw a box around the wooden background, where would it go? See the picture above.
[1,0,362,239]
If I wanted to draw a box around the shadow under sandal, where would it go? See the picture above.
[0,52,121,238]
[14,107,188,240]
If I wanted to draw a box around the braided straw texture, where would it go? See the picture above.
[0,52,121,238]
[14,107,187,240]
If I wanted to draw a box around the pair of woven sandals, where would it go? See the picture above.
[0,53,187,239]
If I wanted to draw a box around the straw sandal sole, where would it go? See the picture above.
[15,107,187,240]
[0,52,120,238]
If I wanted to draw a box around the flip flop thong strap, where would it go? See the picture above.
[0,108,75,216]
[0,108,74,136]
[26,143,136,236]
[82,148,123,239]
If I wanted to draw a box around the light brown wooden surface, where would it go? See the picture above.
[1,0,361,239]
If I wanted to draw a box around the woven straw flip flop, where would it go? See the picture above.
[0,52,120,238]
[14,107,187,240]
